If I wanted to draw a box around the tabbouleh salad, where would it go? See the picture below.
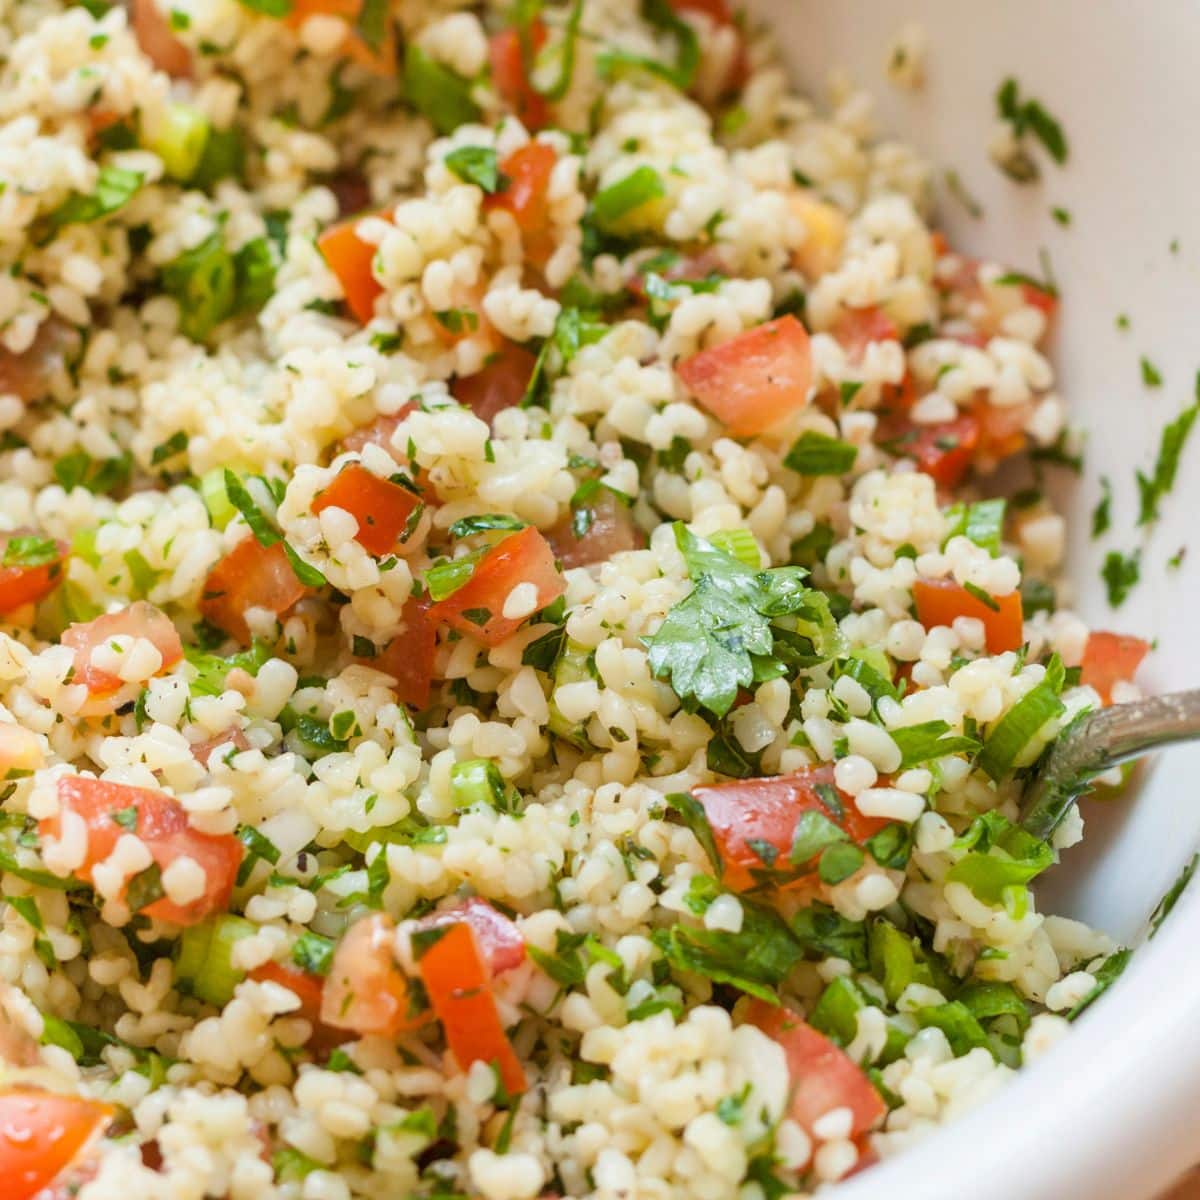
[0,1,1165,1198]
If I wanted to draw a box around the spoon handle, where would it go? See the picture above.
[1020,689,1200,841]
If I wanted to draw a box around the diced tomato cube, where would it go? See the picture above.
[913,578,1024,654]
[418,920,526,1094]
[200,536,309,645]
[692,767,890,893]
[369,597,438,709]
[412,896,526,975]
[484,142,557,265]
[830,305,899,366]
[41,777,242,925]
[61,601,183,699]
[321,913,426,1038]
[676,315,812,437]
[132,0,192,77]
[972,397,1031,464]
[0,530,67,614]
[1080,631,1150,705]
[430,526,564,648]
[908,414,981,489]
[312,463,423,557]
[746,1000,886,1147]
[489,22,550,131]
[317,215,386,324]
[0,1089,113,1200]
[545,490,644,568]
[450,341,538,426]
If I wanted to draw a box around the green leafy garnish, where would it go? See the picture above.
[443,146,502,193]
[783,431,858,477]
[42,165,142,237]
[1149,853,1198,938]
[596,0,699,91]
[1101,549,1140,608]
[945,811,1054,903]
[976,655,1066,781]
[1066,947,1131,1020]
[1091,476,1112,538]
[1135,391,1199,526]
[591,166,665,228]
[404,45,480,135]
[889,720,981,768]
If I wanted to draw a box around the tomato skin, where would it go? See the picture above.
[312,464,423,557]
[0,1089,113,1200]
[545,490,644,569]
[40,777,243,925]
[830,306,899,365]
[489,23,549,131]
[132,0,192,77]
[483,143,557,265]
[0,320,79,405]
[1080,631,1150,705]
[431,527,564,648]
[370,597,437,709]
[249,962,349,1052]
[317,215,385,324]
[61,602,183,698]
[972,396,1030,463]
[200,536,309,645]
[190,728,250,766]
[412,897,526,975]
[339,407,413,457]
[909,414,981,489]
[677,316,812,437]
[321,913,425,1039]
[450,341,538,426]
[418,921,526,1095]
[0,531,67,614]
[913,578,1024,654]
[692,767,890,893]
[747,1001,885,1145]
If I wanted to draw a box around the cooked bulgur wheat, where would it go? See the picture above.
[0,1,1146,1198]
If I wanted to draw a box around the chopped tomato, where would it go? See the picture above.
[545,490,644,568]
[972,396,1031,463]
[0,319,80,405]
[628,249,725,302]
[312,464,422,557]
[489,22,549,131]
[666,0,734,22]
[413,897,526,975]
[1021,282,1058,318]
[418,920,526,1094]
[0,530,67,614]
[913,578,1024,654]
[285,0,396,74]
[676,315,812,437]
[0,1089,113,1200]
[339,406,413,457]
[450,341,537,426]
[430,526,564,648]
[692,767,890,892]
[250,961,348,1052]
[132,0,192,77]
[1080,631,1150,705]
[40,777,242,925]
[884,412,981,490]
[369,597,438,709]
[484,142,557,266]
[200,536,309,645]
[61,601,182,699]
[748,1000,885,1146]
[190,728,250,766]
[830,306,899,366]
[321,913,425,1038]
[317,214,386,324]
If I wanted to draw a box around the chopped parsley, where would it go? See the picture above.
[443,146,503,194]
[995,77,1069,174]
[1090,476,1112,538]
[1101,549,1141,608]
[1139,356,1163,388]
[1135,391,1199,526]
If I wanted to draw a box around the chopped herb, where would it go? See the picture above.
[1051,206,1071,227]
[976,656,1066,782]
[1116,313,1130,331]
[1067,947,1131,1020]
[125,863,165,913]
[665,792,722,873]
[1140,356,1163,388]
[1134,392,1199,526]
[995,77,1069,166]
[403,45,479,135]
[595,0,699,92]
[944,169,983,218]
[783,430,858,476]
[292,930,336,976]
[1,536,59,568]
[355,0,389,52]
[1149,854,1198,938]
[1101,548,1141,608]
[963,581,1001,612]
[591,166,665,228]
[889,720,981,768]
[443,146,502,193]
[1091,476,1112,538]
[447,514,526,538]
[150,430,189,466]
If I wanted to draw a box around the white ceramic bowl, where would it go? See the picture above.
[754,3,1200,1196]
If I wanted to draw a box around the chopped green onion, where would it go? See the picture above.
[174,914,257,1006]
[449,758,506,809]
[708,528,760,570]
[41,165,143,236]
[591,166,665,228]
[200,466,237,529]
[943,498,1006,555]
[425,552,481,601]
[889,720,981,769]
[404,45,480,135]
[976,663,1065,781]
[144,102,211,182]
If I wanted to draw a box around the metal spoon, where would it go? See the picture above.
[1020,690,1200,841]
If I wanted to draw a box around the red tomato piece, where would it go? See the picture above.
[0,530,67,614]
[0,1089,113,1200]
[1021,282,1058,318]
[450,341,538,426]
[489,22,550,131]
[250,961,349,1053]
[666,0,734,22]
[132,0,192,77]
[972,397,1031,464]
[312,464,422,557]
[676,315,812,437]
[317,215,385,324]
[412,896,526,975]
[190,728,250,766]
[913,578,1024,654]
[545,490,644,569]
[906,414,981,490]
[829,306,899,366]
[200,536,309,645]
[40,777,242,925]
[370,597,438,709]
[1080,631,1150,705]
[746,1000,886,1144]
[339,407,413,457]
[321,913,425,1038]
[61,601,183,698]
[0,319,79,404]
[430,527,564,648]
[286,0,397,74]
[692,767,890,893]
[484,142,557,265]
[418,920,526,1095]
